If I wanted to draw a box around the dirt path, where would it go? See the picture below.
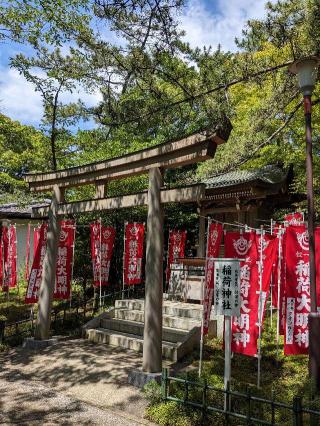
[0,339,155,425]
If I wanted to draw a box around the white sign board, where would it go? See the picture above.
[214,259,241,317]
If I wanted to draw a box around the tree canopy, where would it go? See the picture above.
[1,0,320,214]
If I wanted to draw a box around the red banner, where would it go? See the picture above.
[202,223,223,335]
[25,223,31,281]
[284,212,304,225]
[123,223,145,285]
[283,225,320,354]
[54,220,76,299]
[25,223,48,304]
[278,229,288,335]
[284,225,311,354]
[231,232,277,356]
[224,231,254,259]
[166,230,187,282]
[231,234,259,356]
[207,222,223,258]
[90,223,115,287]
[2,225,17,290]
[257,233,278,322]
[33,225,40,255]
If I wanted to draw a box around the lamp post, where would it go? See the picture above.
[289,56,320,388]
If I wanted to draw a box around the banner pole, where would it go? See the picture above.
[276,226,283,359]
[224,315,232,411]
[198,275,205,378]
[257,227,264,388]
[199,218,211,378]
[99,218,102,309]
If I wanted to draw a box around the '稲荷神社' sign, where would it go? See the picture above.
[214,260,241,317]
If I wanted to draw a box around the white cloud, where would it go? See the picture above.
[0,0,271,126]
[180,0,270,51]
[0,64,102,126]
[0,66,43,124]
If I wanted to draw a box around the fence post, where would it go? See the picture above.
[161,367,169,400]
[184,373,189,402]
[246,385,252,426]
[83,297,86,319]
[202,378,208,424]
[0,319,6,344]
[293,396,303,426]
[271,390,275,425]
[225,380,230,424]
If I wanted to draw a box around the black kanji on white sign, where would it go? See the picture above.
[214,260,241,316]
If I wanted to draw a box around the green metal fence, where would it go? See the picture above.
[161,368,320,425]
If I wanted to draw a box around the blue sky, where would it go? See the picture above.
[0,0,271,129]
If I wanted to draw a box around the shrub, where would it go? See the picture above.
[145,401,196,426]
[143,380,162,405]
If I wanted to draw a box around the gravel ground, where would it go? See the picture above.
[0,377,148,425]
[0,339,155,425]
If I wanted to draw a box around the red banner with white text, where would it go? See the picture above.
[230,232,278,356]
[166,230,187,282]
[224,231,253,259]
[1,225,17,290]
[90,223,115,287]
[25,223,48,304]
[123,223,145,286]
[25,223,31,281]
[284,225,320,354]
[231,233,259,356]
[284,212,304,225]
[202,222,223,335]
[284,225,311,354]
[54,220,76,299]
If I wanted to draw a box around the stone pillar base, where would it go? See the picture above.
[128,369,162,388]
[22,337,58,350]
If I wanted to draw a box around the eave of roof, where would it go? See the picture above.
[202,165,288,190]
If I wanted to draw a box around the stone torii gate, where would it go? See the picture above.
[25,126,231,373]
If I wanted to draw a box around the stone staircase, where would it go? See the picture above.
[83,299,208,362]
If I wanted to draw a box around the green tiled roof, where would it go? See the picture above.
[202,165,287,189]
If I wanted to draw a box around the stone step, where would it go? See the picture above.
[100,318,188,343]
[114,299,203,320]
[86,328,179,361]
[114,309,200,331]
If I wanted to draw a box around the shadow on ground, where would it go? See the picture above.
[0,338,153,424]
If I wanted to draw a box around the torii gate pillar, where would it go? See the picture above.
[34,185,63,340]
[143,167,164,373]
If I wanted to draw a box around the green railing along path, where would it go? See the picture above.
[161,367,320,425]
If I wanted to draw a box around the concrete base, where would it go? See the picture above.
[127,369,162,389]
[22,337,58,350]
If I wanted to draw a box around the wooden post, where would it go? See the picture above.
[95,181,107,199]
[143,167,164,373]
[34,185,63,340]
[197,208,206,258]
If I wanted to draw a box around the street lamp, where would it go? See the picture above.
[289,56,320,388]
